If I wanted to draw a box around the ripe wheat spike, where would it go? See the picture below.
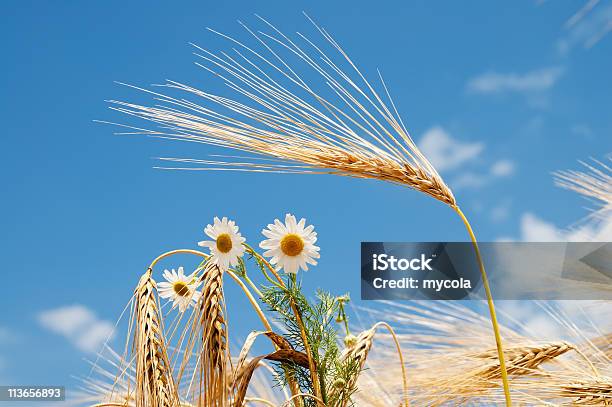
[107,15,455,207]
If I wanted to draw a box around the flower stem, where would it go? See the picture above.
[242,272,265,299]
[338,301,351,336]
[245,244,324,406]
[453,206,512,407]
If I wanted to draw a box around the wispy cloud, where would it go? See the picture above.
[499,212,612,242]
[418,126,484,172]
[490,160,516,177]
[557,2,612,54]
[452,159,517,190]
[37,305,114,353]
[418,126,516,190]
[466,67,564,94]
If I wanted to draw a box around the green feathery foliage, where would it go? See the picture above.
[257,266,360,406]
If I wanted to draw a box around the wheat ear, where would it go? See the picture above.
[477,342,574,379]
[331,322,408,407]
[340,328,375,388]
[109,15,511,405]
[561,378,612,405]
[132,269,180,407]
[191,261,231,406]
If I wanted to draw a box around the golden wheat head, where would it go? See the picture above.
[476,342,574,379]
[107,15,455,207]
[188,262,230,406]
[561,378,612,405]
[132,269,180,407]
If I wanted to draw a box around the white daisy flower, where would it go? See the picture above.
[259,213,320,274]
[198,216,246,270]
[157,267,202,312]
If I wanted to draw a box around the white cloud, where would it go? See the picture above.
[466,67,564,94]
[418,127,514,190]
[418,126,484,172]
[520,213,564,241]
[490,160,516,177]
[37,305,114,353]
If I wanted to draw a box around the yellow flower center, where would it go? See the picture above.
[216,233,233,253]
[173,281,190,297]
[280,234,304,257]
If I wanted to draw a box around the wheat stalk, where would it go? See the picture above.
[132,269,180,407]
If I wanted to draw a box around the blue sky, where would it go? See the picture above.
[1,0,611,401]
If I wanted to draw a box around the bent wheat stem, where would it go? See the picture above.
[453,206,511,406]
[148,249,272,331]
[242,271,265,299]
[230,267,302,407]
[374,322,409,407]
[147,249,210,270]
[226,269,271,331]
